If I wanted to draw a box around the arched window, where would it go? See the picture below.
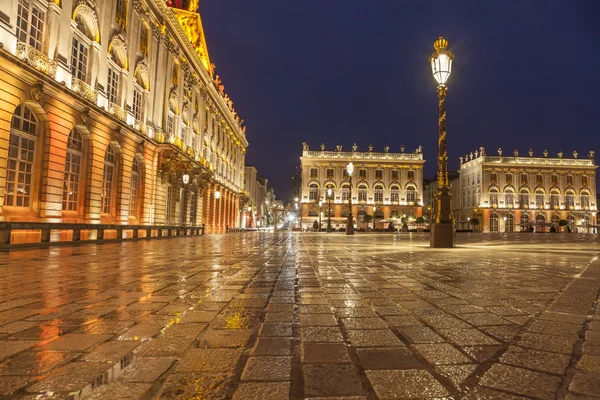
[374,184,384,203]
[551,214,560,226]
[71,14,93,82]
[567,214,575,230]
[16,0,46,51]
[4,105,39,208]
[520,213,529,232]
[535,189,545,208]
[550,190,560,209]
[505,214,514,233]
[582,215,591,225]
[581,190,590,209]
[129,158,142,218]
[475,187,480,207]
[490,213,499,232]
[139,23,149,55]
[536,214,546,223]
[115,0,127,30]
[406,185,416,204]
[102,145,118,214]
[358,184,367,202]
[341,182,350,202]
[519,189,529,209]
[62,129,85,211]
[489,188,499,207]
[309,183,319,201]
[565,190,575,209]
[390,185,400,203]
[504,188,514,208]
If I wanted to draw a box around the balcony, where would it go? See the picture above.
[72,78,98,103]
[108,102,127,121]
[134,119,148,135]
[16,42,57,78]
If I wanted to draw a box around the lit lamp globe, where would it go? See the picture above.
[182,173,190,185]
[319,200,323,207]
[346,162,354,176]
[430,37,454,87]
[327,188,332,198]
[215,190,221,199]
[247,206,251,212]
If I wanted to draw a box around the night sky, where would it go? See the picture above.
[202,1,600,201]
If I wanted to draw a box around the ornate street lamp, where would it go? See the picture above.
[429,36,455,248]
[182,173,190,185]
[318,199,323,232]
[327,188,333,233]
[346,162,355,235]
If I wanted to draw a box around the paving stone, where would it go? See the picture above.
[166,322,208,338]
[568,372,600,397]
[179,310,219,323]
[0,375,39,396]
[0,350,77,376]
[0,340,38,361]
[264,312,294,323]
[438,328,500,346]
[26,361,112,396]
[365,369,449,398]
[500,346,571,375]
[83,340,139,363]
[356,347,422,369]
[462,345,502,363]
[346,330,404,347]
[577,354,600,374]
[479,363,562,400]
[259,323,293,337]
[301,327,344,343]
[342,317,388,330]
[137,335,197,357]
[253,337,292,356]
[119,324,164,340]
[160,372,232,399]
[517,332,578,354]
[301,343,351,364]
[87,382,153,400]
[384,315,424,327]
[233,382,291,400]
[335,308,379,318]
[436,364,477,388]
[175,348,244,374]
[300,314,338,327]
[241,356,292,381]
[397,326,445,343]
[120,357,175,383]
[413,343,472,365]
[303,364,365,397]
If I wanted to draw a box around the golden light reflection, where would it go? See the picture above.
[225,311,249,329]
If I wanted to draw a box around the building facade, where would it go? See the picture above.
[300,143,425,230]
[0,0,249,240]
[242,165,276,228]
[456,148,597,233]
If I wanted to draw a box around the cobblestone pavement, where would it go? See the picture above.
[1,233,600,399]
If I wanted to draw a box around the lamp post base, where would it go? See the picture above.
[430,222,454,248]
[346,217,354,235]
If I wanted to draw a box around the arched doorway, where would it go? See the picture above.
[490,213,499,232]
[505,214,514,233]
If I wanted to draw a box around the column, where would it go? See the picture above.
[202,183,211,230]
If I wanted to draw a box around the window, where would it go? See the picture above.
[358,185,367,202]
[520,214,529,232]
[107,67,120,104]
[102,145,117,214]
[521,174,528,185]
[359,169,367,179]
[406,186,416,204]
[505,214,514,233]
[581,192,590,209]
[133,87,144,121]
[129,158,142,217]
[506,174,513,184]
[475,187,480,206]
[342,184,349,201]
[390,186,400,203]
[535,190,545,208]
[115,0,127,30]
[504,189,514,208]
[166,113,174,134]
[490,173,497,184]
[489,188,499,207]
[550,191,560,208]
[140,24,149,55]
[551,174,558,186]
[566,175,573,186]
[490,213,499,232]
[4,105,38,207]
[71,35,89,81]
[190,192,197,225]
[16,0,45,51]
[391,170,399,180]
[551,214,560,226]
[343,168,349,178]
[310,168,318,178]
[166,184,173,223]
[519,190,529,208]
[326,169,334,179]
[565,191,575,208]
[537,174,543,186]
[375,170,383,179]
[309,184,319,201]
[62,130,84,211]
[374,185,383,203]
[477,173,480,184]
[582,176,589,187]
[407,170,415,181]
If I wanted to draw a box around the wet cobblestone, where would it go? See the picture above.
[0,232,599,399]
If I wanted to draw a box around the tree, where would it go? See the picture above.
[470,218,480,232]
[559,220,570,233]
[312,220,319,231]
[364,215,373,230]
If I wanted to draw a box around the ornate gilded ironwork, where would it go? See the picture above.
[16,42,57,78]
[159,150,193,183]
[108,102,126,121]
[72,78,98,103]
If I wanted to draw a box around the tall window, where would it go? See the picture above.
[374,185,383,203]
[129,158,141,217]
[520,214,529,232]
[310,168,318,178]
[407,170,415,181]
[375,170,383,179]
[490,213,499,232]
[166,112,174,134]
[477,173,480,184]
[115,0,127,30]
[535,190,545,208]
[140,24,149,55]
[102,145,117,214]
[504,189,514,208]
[326,168,334,179]
[309,184,318,201]
[550,191,560,209]
[359,169,367,179]
[490,173,497,184]
[391,170,399,180]
[62,130,84,211]
[358,185,367,202]
[505,214,514,233]
[506,174,513,184]
[16,0,45,51]
[519,190,529,208]
[521,174,528,185]
[581,191,590,209]
[4,105,38,207]
[551,214,560,226]
[582,176,589,187]
[133,87,144,121]
[71,17,90,81]
[107,67,120,104]
[537,174,544,186]
[565,191,575,208]
[489,188,499,207]
[342,184,349,201]
[406,186,416,204]
[390,186,400,203]
[551,174,558,186]
[566,175,573,186]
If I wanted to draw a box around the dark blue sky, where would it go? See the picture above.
[202,1,600,200]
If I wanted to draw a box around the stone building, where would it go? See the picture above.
[0,0,248,241]
[299,143,425,230]
[456,148,597,233]
[242,165,276,228]
[423,171,460,226]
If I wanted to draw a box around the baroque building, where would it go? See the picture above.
[242,165,276,228]
[0,0,249,240]
[299,143,425,230]
[456,148,597,233]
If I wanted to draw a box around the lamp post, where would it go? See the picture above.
[327,188,333,232]
[346,162,355,235]
[429,36,455,248]
[215,190,221,233]
[318,199,323,232]
[295,197,301,231]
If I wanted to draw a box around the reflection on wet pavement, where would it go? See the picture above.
[0,232,599,399]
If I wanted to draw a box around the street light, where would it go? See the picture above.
[346,162,355,235]
[429,36,455,248]
[372,206,377,230]
[182,173,190,185]
[319,199,323,232]
[214,190,221,233]
[327,188,333,233]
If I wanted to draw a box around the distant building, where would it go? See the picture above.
[423,171,460,226]
[299,143,425,230]
[243,166,276,228]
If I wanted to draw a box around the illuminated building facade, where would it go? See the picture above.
[0,0,248,239]
[299,143,425,230]
[457,148,597,233]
